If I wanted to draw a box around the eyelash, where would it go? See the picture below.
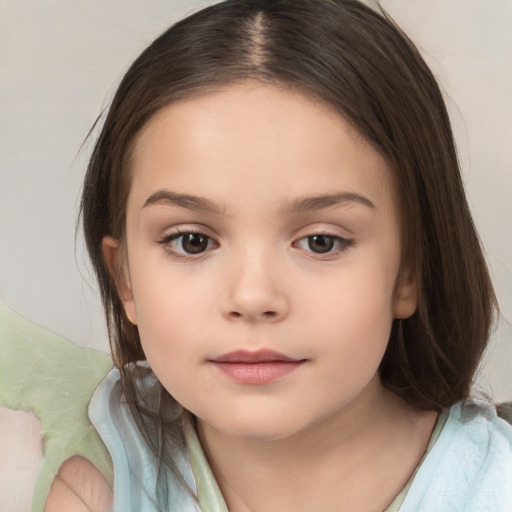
[157,230,354,261]
[293,233,354,259]
[157,230,218,261]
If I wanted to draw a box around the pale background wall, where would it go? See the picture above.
[1,0,511,400]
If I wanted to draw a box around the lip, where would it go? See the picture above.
[210,349,306,385]
[213,349,297,363]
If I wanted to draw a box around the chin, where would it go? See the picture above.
[201,408,308,442]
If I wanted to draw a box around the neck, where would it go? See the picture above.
[196,379,438,512]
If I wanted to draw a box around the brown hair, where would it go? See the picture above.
[81,0,496,503]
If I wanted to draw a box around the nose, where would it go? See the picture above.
[221,248,290,323]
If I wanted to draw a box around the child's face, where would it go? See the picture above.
[106,82,417,441]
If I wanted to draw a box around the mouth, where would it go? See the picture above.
[210,349,306,385]
[213,349,299,363]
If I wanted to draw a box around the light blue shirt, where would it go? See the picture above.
[89,366,512,511]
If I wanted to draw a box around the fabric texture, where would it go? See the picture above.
[90,365,512,512]
[0,305,113,512]
[89,365,228,512]
[397,399,512,511]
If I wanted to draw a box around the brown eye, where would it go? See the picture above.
[178,233,210,254]
[307,235,335,253]
[158,231,216,258]
[295,233,352,256]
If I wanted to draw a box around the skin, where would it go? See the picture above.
[45,456,112,512]
[47,82,437,511]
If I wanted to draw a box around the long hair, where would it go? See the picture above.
[81,0,496,505]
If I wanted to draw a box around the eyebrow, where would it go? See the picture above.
[142,189,375,214]
[143,190,226,215]
[285,192,376,213]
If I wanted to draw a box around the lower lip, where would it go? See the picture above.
[213,361,304,385]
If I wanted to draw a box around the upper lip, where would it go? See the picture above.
[212,349,299,363]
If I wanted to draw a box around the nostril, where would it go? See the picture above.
[228,310,278,319]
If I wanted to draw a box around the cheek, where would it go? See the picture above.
[304,258,396,329]
[130,244,208,313]
[127,259,218,362]
[299,257,397,380]
[132,288,203,403]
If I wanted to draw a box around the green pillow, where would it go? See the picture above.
[0,305,113,512]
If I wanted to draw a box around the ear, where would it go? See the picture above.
[102,236,138,325]
[393,267,418,319]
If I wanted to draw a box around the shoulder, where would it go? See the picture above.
[45,456,113,512]
[400,400,512,510]
[455,399,512,437]
[447,399,512,457]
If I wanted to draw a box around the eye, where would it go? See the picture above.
[158,231,217,257]
[295,234,352,255]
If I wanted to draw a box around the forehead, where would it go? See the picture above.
[128,82,396,214]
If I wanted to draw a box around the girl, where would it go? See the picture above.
[45,0,512,510]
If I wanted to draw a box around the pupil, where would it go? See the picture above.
[183,233,208,254]
[309,235,334,253]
